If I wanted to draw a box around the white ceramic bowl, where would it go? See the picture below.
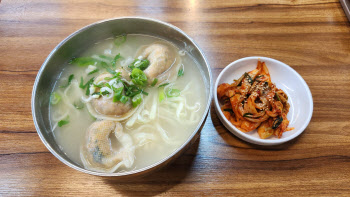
[214,57,313,145]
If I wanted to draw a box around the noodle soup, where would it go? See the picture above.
[49,34,207,173]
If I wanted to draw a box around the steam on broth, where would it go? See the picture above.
[49,34,206,173]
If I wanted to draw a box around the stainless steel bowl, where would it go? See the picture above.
[32,17,212,177]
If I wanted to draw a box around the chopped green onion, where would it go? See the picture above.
[88,69,99,75]
[158,87,165,102]
[92,92,101,96]
[141,90,149,96]
[86,78,95,88]
[73,101,84,109]
[50,92,61,105]
[129,59,150,70]
[69,57,97,67]
[58,116,69,127]
[93,83,104,88]
[79,77,94,89]
[131,68,148,86]
[131,94,142,107]
[178,69,184,77]
[111,84,123,93]
[85,85,92,96]
[79,77,95,95]
[158,83,169,87]
[114,34,127,46]
[124,84,141,97]
[112,87,124,102]
[111,53,121,68]
[100,62,116,75]
[79,77,84,88]
[151,78,158,87]
[104,75,117,81]
[129,91,141,98]
[59,74,74,88]
[138,59,150,70]
[105,83,112,89]
[119,95,129,104]
[100,90,110,96]
[113,95,120,102]
[166,88,181,97]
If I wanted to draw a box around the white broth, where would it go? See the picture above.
[49,34,207,173]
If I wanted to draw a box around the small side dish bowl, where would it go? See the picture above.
[214,57,313,145]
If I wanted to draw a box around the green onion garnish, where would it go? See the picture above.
[50,92,61,105]
[79,77,84,88]
[158,87,165,102]
[131,94,142,107]
[69,57,97,67]
[112,87,124,102]
[141,91,148,96]
[92,92,101,96]
[120,95,129,104]
[100,62,116,75]
[100,90,110,96]
[105,83,112,89]
[104,76,118,81]
[123,84,141,97]
[158,83,169,87]
[93,83,104,88]
[58,116,69,127]
[166,88,181,97]
[114,34,127,46]
[178,69,184,77]
[151,78,158,87]
[131,68,148,87]
[79,77,95,95]
[88,69,99,75]
[129,59,150,70]
[59,74,74,88]
[79,77,93,89]
[111,53,121,68]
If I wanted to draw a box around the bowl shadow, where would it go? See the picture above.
[102,136,200,196]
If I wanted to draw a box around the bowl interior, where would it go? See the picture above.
[32,17,212,176]
[214,57,313,145]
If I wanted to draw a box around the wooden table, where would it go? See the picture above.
[1,0,350,196]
